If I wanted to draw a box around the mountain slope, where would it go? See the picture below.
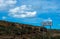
[0,20,60,39]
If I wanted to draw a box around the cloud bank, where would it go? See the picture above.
[0,0,17,10]
[0,0,60,18]
[8,5,37,18]
[21,0,60,13]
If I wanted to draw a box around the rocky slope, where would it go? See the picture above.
[0,20,60,39]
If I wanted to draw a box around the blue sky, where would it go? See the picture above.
[0,0,60,29]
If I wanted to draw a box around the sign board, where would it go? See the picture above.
[42,21,52,26]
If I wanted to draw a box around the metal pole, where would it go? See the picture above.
[43,25,44,39]
[49,25,51,39]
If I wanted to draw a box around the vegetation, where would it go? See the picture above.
[0,20,60,39]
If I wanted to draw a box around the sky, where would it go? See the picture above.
[0,0,60,29]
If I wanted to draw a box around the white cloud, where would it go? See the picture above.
[0,0,17,10]
[25,11,36,17]
[2,16,6,20]
[8,5,37,18]
[23,0,60,13]
[43,18,52,22]
[40,1,59,13]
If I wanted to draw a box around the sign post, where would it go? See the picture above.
[42,18,52,39]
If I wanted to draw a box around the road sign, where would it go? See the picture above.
[42,18,52,26]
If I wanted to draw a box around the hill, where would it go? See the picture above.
[0,20,60,39]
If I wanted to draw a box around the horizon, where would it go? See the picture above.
[0,0,60,29]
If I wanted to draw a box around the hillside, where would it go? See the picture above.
[0,20,60,39]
